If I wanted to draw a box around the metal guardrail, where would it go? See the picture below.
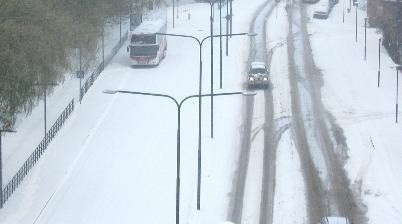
[80,31,129,101]
[1,99,75,206]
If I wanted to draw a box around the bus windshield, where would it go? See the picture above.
[130,45,159,57]
[131,35,156,44]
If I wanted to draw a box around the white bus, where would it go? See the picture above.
[127,19,167,66]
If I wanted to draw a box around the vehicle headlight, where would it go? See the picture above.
[249,76,254,81]
[263,77,268,81]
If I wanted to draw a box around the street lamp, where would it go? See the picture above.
[218,0,223,89]
[343,1,345,23]
[173,0,175,28]
[156,32,256,210]
[177,0,179,19]
[103,90,256,223]
[378,38,382,87]
[0,128,16,208]
[33,83,58,137]
[229,0,233,36]
[391,64,402,123]
[207,0,216,138]
[102,24,105,70]
[364,17,368,60]
[225,0,230,56]
[355,3,358,43]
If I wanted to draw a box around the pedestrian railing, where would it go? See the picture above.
[1,99,75,206]
[80,31,129,102]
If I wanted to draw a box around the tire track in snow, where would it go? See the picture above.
[297,3,367,224]
[286,1,368,223]
[227,0,278,223]
[286,2,326,223]
[258,4,278,224]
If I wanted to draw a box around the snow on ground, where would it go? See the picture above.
[268,2,308,224]
[273,129,307,224]
[0,0,267,223]
[307,0,402,223]
[2,18,130,185]
[241,90,265,224]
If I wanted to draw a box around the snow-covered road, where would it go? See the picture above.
[2,0,402,223]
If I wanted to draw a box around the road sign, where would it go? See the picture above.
[76,70,85,79]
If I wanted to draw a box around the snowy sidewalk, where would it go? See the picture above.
[307,1,402,223]
[2,19,130,186]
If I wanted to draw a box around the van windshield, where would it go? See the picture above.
[250,68,266,74]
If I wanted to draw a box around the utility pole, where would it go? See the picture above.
[120,15,122,43]
[226,0,229,56]
[378,38,381,87]
[355,3,358,43]
[343,2,345,23]
[173,0,175,28]
[397,68,399,123]
[349,0,352,12]
[229,0,233,36]
[365,18,367,60]
[79,48,83,102]
[209,1,214,138]
[102,25,105,70]
[177,0,179,19]
[219,0,223,89]
[44,87,47,136]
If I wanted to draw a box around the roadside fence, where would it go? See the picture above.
[1,99,75,206]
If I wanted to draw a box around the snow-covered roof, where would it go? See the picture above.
[320,217,349,224]
[132,19,166,35]
[383,0,402,3]
[316,0,329,8]
[250,61,266,69]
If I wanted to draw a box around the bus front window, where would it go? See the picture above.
[131,35,156,44]
[130,45,159,57]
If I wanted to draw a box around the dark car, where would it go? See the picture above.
[248,62,269,89]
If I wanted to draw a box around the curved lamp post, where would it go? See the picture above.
[103,90,256,223]
[391,64,402,123]
[155,32,256,210]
